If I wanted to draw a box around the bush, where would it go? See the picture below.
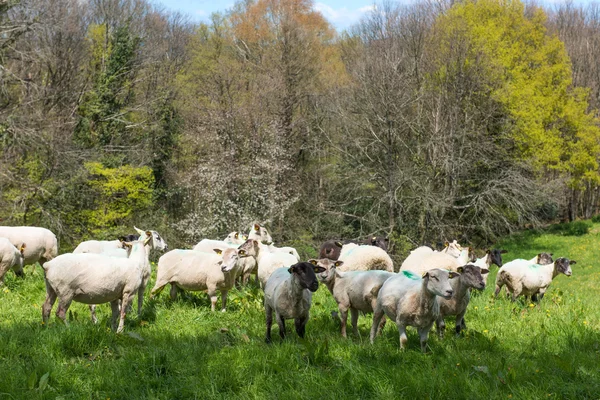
[546,220,591,236]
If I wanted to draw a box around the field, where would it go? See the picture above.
[0,222,599,399]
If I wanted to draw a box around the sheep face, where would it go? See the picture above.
[554,258,575,277]
[238,239,259,258]
[537,252,553,265]
[368,236,389,252]
[226,231,247,243]
[443,240,462,258]
[249,223,273,245]
[488,249,508,267]
[308,258,343,283]
[133,227,168,251]
[289,262,325,292]
[456,264,488,290]
[422,269,457,299]
[319,240,343,260]
[219,248,241,272]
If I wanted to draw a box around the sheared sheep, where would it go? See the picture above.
[400,240,464,272]
[0,239,25,283]
[436,264,488,337]
[0,226,57,268]
[337,243,394,272]
[314,258,393,337]
[264,262,325,343]
[370,268,458,352]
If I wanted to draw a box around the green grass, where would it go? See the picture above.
[1,223,599,399]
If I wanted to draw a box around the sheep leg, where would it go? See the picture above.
[350,308,359,337]
[265,303,273,344]
[55,297,72,327]
[137,283,146,317]
[455,312,466,336]
[494,283,503,297]
[370,307,385,344]
[207,288,218,312]
[397,322,408,350]
[220,290,228,312]
[116,292,135,333]
[169,284,179,301]
[89,305,98,324]
[436,317,446,338]
[295,317,307,339]
[418,326,430,353]
[42,282,57,325]
[338,306,349,338]
[276,313,286,340]
[0,263,10,284]
[110,300,120,331]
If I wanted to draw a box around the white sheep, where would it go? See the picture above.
[314,258,394,337]
[400,240,464,272]
[192,231,247,252]
[74,227,167,258]
[370,268,458,352]
[248,223,273,245]
[494,257,574,302]
[337,243,394,272]
[151,246,247,311]
[0,226,57,268]
[42,237,150,333]
[0,238,25,283]
[436,264,488,337]
[264,262,325,343]
[472,249,507,286]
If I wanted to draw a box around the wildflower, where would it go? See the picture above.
[529,303,535,308]
[483,330,489,333]
[474,306,478,311]
[584,321,588,325]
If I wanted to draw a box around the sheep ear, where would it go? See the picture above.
[457,266,464,273]
[448,271,460,279]
[288,265,297,274]
[481,268,489,274]
[254,224,260,231]
[308,259,318,265]
[485,249,491,254]
[234,232,239,239]
[569,260,577,265]
[334,261,344,267]
[19,243,26,254]
[313,266,326,273]
[242,235,248,240]
[334,241,343,248]
[444,241,449,247]
[146,231,152,237]
[134,226,145,236]
[213,249,223,255]
[143,236,151,245]
[422,272,429,279]
[238,249,246,256]
[500,249,508,254]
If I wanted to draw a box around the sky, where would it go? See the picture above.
[152,0,377,30]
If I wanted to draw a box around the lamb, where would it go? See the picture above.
[337,243,394,273]
[494,257,574,302]
[370,268,458,352]
[0,238,25,283]
[264,262,325,343]
[436,264,488,337]
[0,226,57,267]
[42,237,150,333]
[151,245,247,311]
[400,240,463,272]
[314,258,394,337]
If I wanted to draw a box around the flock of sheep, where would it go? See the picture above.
[0,223,576,352]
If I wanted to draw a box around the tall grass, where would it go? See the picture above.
[0,223,598,399]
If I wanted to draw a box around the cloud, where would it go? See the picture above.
[314,3,375,29]
[195,9,208,17]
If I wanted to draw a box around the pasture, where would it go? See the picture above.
[0,222,598,399]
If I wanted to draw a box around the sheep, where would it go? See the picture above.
[248,223,273,245]
[0,226,57,267]
[264,262,325,343]
[337,243,394,273]
[494,257,574,302]
[400,240,463,272]
[151,245,247,311]
[370,268,459,352]
[258,248,298,288]
[313,258,394,337]
[42,237,150,333]
[436,264,488,337]
[399,245,470,275]
[192,231,248,252]
[0,238,25,283]
[318,236,390,260]
[74,227,167,258]
[472,249,507,286]
[268,244,300,261]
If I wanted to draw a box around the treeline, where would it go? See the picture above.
[1,0,600,254]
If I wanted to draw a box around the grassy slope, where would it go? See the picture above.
[0,223,598,399]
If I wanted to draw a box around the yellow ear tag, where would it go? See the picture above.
[309,260,318,265]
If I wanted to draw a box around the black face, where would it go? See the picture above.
[367,236,389,252]
[554,257,574,276]
[289,262,325,292]
[457,264,487,290]
[489,249,507,267]
[119,234,140,242]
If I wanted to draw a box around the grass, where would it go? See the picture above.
[1,222,599,399]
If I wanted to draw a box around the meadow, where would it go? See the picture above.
[0,222,598,399]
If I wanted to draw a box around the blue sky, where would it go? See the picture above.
[152,0,377,30]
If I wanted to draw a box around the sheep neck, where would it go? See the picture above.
[452,277,471,303]
[288,273,307,299]
[323,272,336,295]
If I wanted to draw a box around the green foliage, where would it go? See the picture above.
[546,220,591,236]
[81,162,154,232]
[0,221,599,398]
